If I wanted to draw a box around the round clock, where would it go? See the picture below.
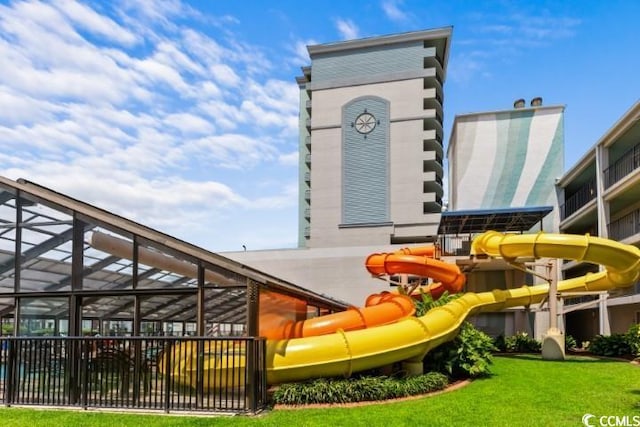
[354,112,376,134]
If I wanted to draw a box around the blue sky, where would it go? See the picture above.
[1,0,639,252]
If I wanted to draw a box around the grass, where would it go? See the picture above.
[1,355,639,427]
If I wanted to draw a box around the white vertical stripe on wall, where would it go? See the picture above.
[456,114,499,208]
[510,111,561,206]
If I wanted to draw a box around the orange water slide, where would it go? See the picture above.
[267,246,447,339]
[263,291,415,339]
[365,246,466,299]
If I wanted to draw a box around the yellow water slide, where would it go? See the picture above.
[266,231,640,384]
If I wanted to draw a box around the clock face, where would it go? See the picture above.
[354,112,376,134]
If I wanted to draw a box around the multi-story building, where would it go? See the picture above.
[447,98,564,231]
[297,27,451,248]
[556,100,640,343]
[229,28,452,305]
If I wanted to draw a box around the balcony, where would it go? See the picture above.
[608,208,640,241]
[304,226,310,238]
[423,137,443,156]
[423,97,443,123]
[305,154,311,164]
[304,172,310,183]
[423,151,444,177]
[560,178,596,220]
[305,136,310,149]
[304,190,311,201]
[423,194,443,214]
[423,117,443,141]
[604,142,640,188]
[304,208,310,219]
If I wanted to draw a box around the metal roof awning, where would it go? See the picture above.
[438,206,553,235]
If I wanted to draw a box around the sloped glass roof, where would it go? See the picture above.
[0,176,348,335]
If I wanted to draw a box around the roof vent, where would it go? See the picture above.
[514,98,526,109]
[531,97,543,107]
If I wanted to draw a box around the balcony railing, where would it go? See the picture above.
[604,142,640,189]
[608,208,640,241]
[560,178,596,220]
[438,234,473,256]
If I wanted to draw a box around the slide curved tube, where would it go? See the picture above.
[266,232,640,384]
[277,292,415,338]
[365,245,465,299]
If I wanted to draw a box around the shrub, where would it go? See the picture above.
[588,334,631,357]
[423,322,496,379]
[625,323,640,357]
[565,334,577,351]
[493,334,506,352]
[271,372,449,405]
[505,332,541,353]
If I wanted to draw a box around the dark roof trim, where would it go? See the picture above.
[438,206,553,235]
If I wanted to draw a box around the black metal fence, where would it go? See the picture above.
[604,142,640,189]
[0,336,267,414]
[438,234,473,256]
[560,178,597,221]
[608,208,640,241]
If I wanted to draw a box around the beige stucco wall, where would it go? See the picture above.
[225,245,403,306]
[308,78,440,248]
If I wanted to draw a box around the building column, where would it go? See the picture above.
[598,293,611,335]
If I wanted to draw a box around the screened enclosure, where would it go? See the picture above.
[0,176,347,413]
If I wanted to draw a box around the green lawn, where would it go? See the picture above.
[1,355,639,427]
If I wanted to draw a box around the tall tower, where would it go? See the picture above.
[297,28,452,248]
[447,99,565,231]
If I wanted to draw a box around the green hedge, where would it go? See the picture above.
[587,324,640,358]
[272,372,449,405]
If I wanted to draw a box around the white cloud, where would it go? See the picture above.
[381,0,409,23]
[453,10,581,83]
[163,113,215,135]
[288,39,316,67]
[210,63,241,87]
[252,181,298,209]
[187,133,279,170]
[279,151,298,166]
[53,0,139,46]
[0,1,299,251]
[335,18,359,40]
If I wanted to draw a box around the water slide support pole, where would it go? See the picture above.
[542,260,565,360]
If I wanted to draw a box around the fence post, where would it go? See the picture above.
[163,339,172,413]
[246,338,255,412]
[5,338,16,406]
